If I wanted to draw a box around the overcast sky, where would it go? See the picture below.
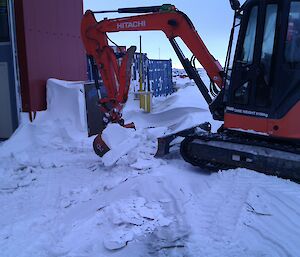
[83,1,244,68]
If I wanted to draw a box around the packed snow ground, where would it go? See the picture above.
[1,77,300,257]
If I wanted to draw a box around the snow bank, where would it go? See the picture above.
[123,83,221,138]
[46,79,87,133]
[0,79,89,160]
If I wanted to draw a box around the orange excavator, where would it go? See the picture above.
[81,0,300,182]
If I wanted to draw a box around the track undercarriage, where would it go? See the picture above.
[156,124,300,183]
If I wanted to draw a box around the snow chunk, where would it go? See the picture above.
[101,124,139,167]
[102,197,173,251]
[47,78,87,133]
[102,124,134,149]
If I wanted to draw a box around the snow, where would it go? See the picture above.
[102,124,139,167]
[0,77,300,257]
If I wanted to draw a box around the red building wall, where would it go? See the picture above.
[14,0,86,112]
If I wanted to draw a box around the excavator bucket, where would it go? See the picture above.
[93,134,110,157]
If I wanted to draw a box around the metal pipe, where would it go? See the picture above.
[169,38,212,105]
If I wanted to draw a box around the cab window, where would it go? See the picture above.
[255,4,278,107]
[285,2,300,64]
[241,6,258,64]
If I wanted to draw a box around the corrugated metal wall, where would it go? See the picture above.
[131,54,173,96]
[87,49,174,98]
[131,53,148,92]
[14,0,86,112]
[148,59,173,97]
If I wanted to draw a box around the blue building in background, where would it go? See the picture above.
[148,59,173,97]
[131,53,174,97]
[87,47,174,98]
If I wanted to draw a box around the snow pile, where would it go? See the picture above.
[0,79,88,159]
[47,79,87,133]
[0,78,300,257]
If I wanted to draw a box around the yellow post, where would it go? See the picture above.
[145,92,151,113]
[139,35,145,109]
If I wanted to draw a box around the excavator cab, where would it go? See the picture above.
[224,0,300,140]
[180,0,300,181]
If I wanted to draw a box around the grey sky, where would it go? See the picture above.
[83,1,244,68]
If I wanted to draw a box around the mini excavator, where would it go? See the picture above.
[81,0,300,182]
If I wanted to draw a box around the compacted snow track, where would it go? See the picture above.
[0,78,300,257]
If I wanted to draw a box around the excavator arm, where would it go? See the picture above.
[81,5,224,123]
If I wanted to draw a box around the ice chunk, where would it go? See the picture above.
[101,124,138,167]
[101,124,134,149]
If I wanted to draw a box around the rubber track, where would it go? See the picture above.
[180,130,300,182]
